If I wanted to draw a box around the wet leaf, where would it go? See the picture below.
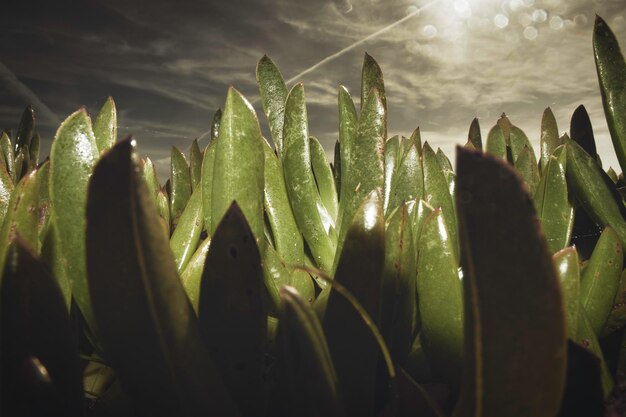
[388,142,422,217]
[310,136,339,222]
[210,108,222,143]
[211,87,265,251]
[170,146,191,229]
[189,139,202,192]
[93,97,117,154]
[49,109,99,336]
[283,83,335,272]
[170,188,203,273]
[553,247,581,339]
[257,55,288,158]
[485,124,506,161]
[361,53,387,137]
[422,142,458,261]
[15,105,34,153]
[593,15,626,174]
[565,138,626,250]
[179,237,210,313]
[580,226,623,335]
[539,107,561,173]
[335,88,384,266]
[381,203,417,365]
[534,152,574,253]
[416,209,463,385]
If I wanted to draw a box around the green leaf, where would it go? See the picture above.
[169,188,203,273]
[534,152,574,253]
[553,247,581,339]
[322,189,385,417]
[310,136,339,222]
[361,53,387,138]
[93,96,117,154]
[156,189,170,236]
[13,148,25,181]
[199,202,267,416]
[338,86,358,215]
[388,143,422,216]
[468,118,482,151]
[170,146,191,229]
[381,203,418,365]
[283,83,335,273]
[335,88,385,270]
[509,125,538,171]
[422,142,458,261]
[333,139,341,199]
[210,108,222,143]
[514,145,538,196]
[87,139,238,416]
[211,87,265,250]
[486,124,507,161]
[189,139,202,192]
[201,140,216,235]
[0,238,82,416]
[15,105,34,153]
[257,55,289,158]
[29,132,40,167]
[540,107,560,173]
[276,286,344,417]
[40,222,71,311]
[416,208,463,385]
[580,226,623,335]
[565,138,626,250]
[50,109,99,336]
[410,126,423,154]
[0,133,15,183]
[593,15,626,174]
[0,156,14,225]
[454,147,566,417]
[262,139,304,263]
[570,104,598,161]
[179,237,210,314]
[600,269,626,337]
[412,199,435,249]
[383,135,401,215]
[142,157,160,208]
[576,311,614,397]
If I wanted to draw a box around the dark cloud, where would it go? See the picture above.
[1,0,625,180]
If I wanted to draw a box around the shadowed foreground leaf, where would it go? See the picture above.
[87,139,239,417]
[276,286,344,417]
[454,147,566,417]
[199,202,267,417]
[322,189,385,417]
[0,238,82,417]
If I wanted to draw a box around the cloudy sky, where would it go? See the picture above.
[1,0,625,180]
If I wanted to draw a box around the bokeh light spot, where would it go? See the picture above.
[523,26,538,40]
[550,16,564,30]
[423,24,438,39]
[518,13,532,27]
[532,9,547,23]
[494,14,509,29]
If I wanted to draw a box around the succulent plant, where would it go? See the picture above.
[1,14,626,417]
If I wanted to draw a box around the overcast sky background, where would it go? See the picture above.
[1,0,625,180]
